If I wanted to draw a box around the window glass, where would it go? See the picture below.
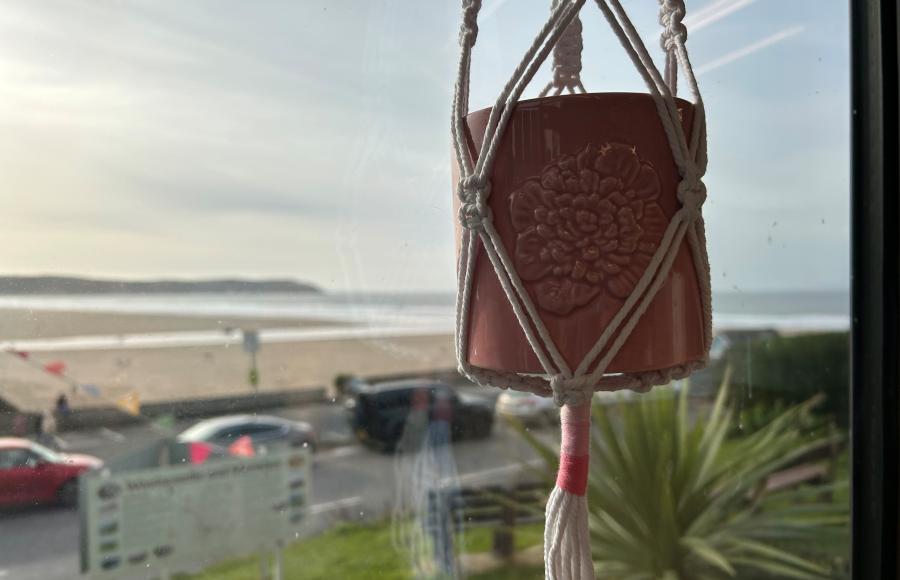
[0,449,30,469]
[214,426,251,441]
[0,448,41,468]
[243,424,282,437]
[0,1,850,579]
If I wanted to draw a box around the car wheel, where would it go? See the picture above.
[58,480,79,509]
[475,418,494,439]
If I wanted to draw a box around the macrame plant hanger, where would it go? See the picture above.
[451,0,711,578]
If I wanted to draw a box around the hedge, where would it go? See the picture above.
[725,331,850,426]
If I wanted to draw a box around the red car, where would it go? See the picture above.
[0,437,102,508]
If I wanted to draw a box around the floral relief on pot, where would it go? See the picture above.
[509,142,667,316]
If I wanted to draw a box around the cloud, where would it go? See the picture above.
[0,0,851,292]
[685,0,758,32]
[696,25,806,76]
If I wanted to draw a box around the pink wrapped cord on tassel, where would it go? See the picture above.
[556,403,591,495]
[544,402,594,579]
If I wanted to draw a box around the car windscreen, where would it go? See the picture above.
[29,442,63,463]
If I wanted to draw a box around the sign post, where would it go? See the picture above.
[273,545,284,580]
[242,330,260,392]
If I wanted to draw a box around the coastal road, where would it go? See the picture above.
[0,395,554,580]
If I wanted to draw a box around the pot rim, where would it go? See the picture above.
[465,91,695,119]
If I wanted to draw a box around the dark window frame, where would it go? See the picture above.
[850,0,900,577]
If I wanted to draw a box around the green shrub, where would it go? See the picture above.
[517,380,849,579]
[725,332,849,426]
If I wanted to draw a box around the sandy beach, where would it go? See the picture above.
[0,308,454,413]
[0,290,849,415]
[0,308,340,341]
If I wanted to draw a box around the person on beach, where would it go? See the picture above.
[56,393,71,417]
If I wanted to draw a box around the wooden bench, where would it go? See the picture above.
[764,462,830,493]
[428,482,546,558]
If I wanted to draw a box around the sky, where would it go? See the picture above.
[0,0,850,293]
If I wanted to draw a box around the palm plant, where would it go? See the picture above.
[518,375,849,579]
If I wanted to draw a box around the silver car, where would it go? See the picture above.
[177,414,317,452]
[495,390,559,426]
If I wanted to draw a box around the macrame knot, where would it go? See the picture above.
[459,0,481,46]
[677,176,707,219]
[550,375,593,407]
[659,0,687,52]
[551,13,583,90]
[637,368,668,392]
[458,176,492,231]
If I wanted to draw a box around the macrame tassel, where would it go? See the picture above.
[544,402,594,579]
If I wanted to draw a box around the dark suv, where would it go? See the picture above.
[346,380,494,451]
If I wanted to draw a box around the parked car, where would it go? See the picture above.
[334,374,370,400]
[346,379,494,451]
[0,437,102,508]
[177,414,317,452]
[495,390,559,426]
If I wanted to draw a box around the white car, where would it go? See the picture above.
[495,390,558,425]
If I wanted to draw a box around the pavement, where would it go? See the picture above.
[0,387,557,580]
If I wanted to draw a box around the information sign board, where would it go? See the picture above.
[81,449,310,579]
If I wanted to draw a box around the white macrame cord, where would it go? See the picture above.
[452,0,711,407]
[451,1,711,579]
[539,0,587,97]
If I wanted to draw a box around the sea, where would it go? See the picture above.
[0,290,849,352]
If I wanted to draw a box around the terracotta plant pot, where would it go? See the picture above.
[454,92,705,378]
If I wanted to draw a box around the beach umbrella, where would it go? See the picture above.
[451,1,711,577]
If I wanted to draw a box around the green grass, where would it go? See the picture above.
[462,522,543,554]
[469,564,543,579]
[179,521,544,580]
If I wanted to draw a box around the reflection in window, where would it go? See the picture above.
[0,0,849,578]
